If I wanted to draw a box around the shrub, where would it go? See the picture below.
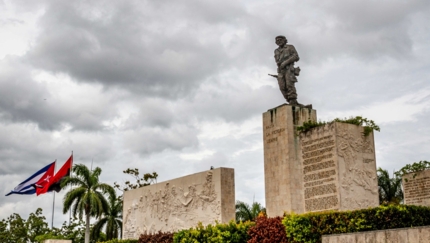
[247,216,288,243]
[173,220,254,243]
[139,231,173,243]
[282,204,430,243]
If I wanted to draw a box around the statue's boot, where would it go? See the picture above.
[288,99,302,106]
[288,99,313,109]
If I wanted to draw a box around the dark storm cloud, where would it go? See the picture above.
[26,0,249,98]
[256,0,430,65]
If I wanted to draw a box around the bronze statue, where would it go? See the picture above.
[270,36,310,108]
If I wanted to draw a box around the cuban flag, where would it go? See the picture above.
[5,161,56,196]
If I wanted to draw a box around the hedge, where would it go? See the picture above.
[173,220,254,243]
[282,204,430,243]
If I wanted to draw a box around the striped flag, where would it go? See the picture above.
[5,161,56,196]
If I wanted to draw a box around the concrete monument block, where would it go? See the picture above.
[402,169,430,206]
[263,104,317,216]
[263,104,378,216]
[300,122,378,212]
[122,167,235,239]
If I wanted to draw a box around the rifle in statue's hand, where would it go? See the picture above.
[268,74,278,78]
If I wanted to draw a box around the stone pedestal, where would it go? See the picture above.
[299,122,378,212]
[403,169,430,206]
[122,167,235,239]
[263,104,378,216]
[263,104,317,217]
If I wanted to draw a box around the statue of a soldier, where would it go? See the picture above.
[270,35,306,107]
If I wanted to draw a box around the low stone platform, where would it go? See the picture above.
[322,226,430,243]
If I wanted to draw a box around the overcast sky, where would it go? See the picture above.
[1,0,430,227]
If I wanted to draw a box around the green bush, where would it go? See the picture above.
[97,239,138,243]
[173,220,254,243]
[282,204,430,243]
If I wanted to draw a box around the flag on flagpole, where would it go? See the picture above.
[38,155,73,195]
[5,161,56,196]
[33,160,56,195]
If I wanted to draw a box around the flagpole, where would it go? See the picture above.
[52,191,55,229]
[69,151,73,226]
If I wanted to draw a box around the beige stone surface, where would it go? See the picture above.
[263,104,317,216]
[322,226,430,243]
[44,240,72,243]
[122,167,235,239]
[299,122,378,212]
[402,169,430,206]
[263,105,378,215]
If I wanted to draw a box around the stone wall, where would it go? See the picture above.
[122,167,235,239]
[322,226,430,243]
[299,122,379,212]
[403,169,430,206]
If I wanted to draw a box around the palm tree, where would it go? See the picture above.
[377,167,403,205]
[91,192,123,241]
[62,164,115,243]
[235,200,266,223]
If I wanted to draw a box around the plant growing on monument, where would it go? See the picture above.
[62,163,115,243]
[377,168,403,205]
[296,120,327,134]
[113,168,158,192]
[235,200,266,223]
[394,160,430,181]
[296,116,380,136]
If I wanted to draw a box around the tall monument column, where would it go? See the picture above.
[263,104,316,217]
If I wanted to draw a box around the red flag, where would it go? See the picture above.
[38,155,73,195]
[34,161,56,195]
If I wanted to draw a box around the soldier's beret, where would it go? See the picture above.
[275,35,286,40]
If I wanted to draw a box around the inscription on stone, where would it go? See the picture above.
[403,172,430,206]
[301,135,339,212]
[264,126,286,144]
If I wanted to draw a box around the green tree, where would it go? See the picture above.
[25,208,50,242]
[91,191,123,241]
[6,212,28,243]
[62,163,115,243]
[0,208,52,243]
[235,200,266,223]
[35,219,86,243]
[377,167,403,205]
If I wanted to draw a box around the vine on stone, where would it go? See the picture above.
[296,116,380,136]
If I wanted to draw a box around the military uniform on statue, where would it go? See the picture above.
[269,35,311,109]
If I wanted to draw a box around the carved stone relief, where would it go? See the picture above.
[123,169,234,239]
[336,123,378,209]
